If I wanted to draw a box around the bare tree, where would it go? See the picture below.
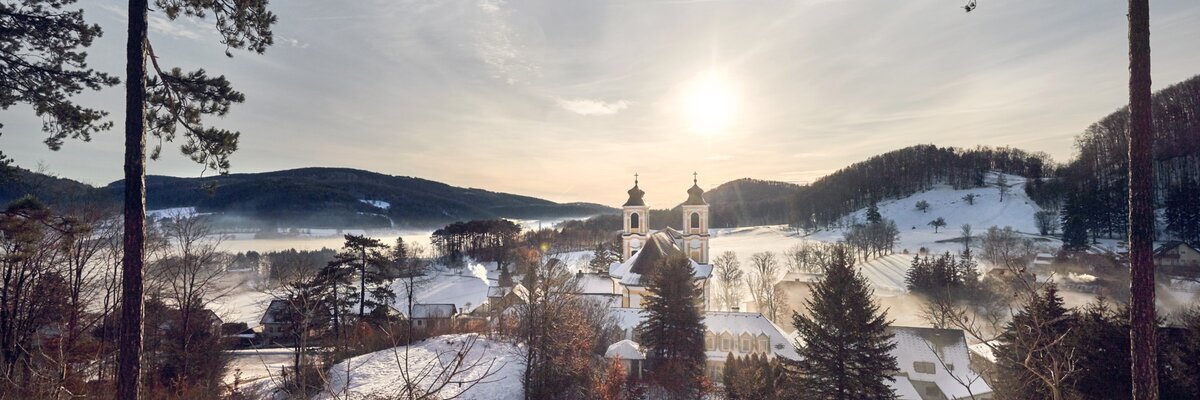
[746,252,784,322]
[712,251,744,311]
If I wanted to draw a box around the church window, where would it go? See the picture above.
[690,212,700,229]
[630,213,640,229]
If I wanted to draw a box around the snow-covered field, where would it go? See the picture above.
[318,334,523,400]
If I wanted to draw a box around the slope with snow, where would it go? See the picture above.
[318,334,523,400]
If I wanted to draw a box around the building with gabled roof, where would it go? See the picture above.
[887,326,994,400]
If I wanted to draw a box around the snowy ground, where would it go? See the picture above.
[317,334,523,400]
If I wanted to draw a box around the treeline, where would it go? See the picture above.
[791,145,1053,229]
[430,219,522,264]
[1057,74,1200,246]
[704,179,803,228]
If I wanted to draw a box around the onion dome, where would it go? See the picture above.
[683,173,706,205]
[623,175,646,206]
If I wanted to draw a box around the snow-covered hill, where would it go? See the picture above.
[810,172,1046,254]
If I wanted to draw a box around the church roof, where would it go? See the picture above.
[608,230,711,286]
[623,182,646,207]
[683,182,706,206]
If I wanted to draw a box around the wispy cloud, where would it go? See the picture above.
[557,99,631,116]
[474,0,539,84]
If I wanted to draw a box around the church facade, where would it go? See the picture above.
[608,176,713,308]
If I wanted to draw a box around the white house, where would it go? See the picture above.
[887,326,994,400]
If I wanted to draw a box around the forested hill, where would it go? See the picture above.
[1057,74,1200,245]
[1,167,614,228]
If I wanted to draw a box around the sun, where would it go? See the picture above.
[683,69,737,134]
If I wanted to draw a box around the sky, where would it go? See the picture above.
[3,0,1200,208]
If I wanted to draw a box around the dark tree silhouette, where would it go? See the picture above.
[117,2,275,398]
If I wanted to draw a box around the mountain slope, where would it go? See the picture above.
[2,167,613,228]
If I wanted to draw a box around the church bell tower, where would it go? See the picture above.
[681,173,710,264]
[622,174,649,261]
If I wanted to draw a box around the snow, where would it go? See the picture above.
[147,207,200,219]
[391,265,492,317]
[605,340,645,360]
[358,199,390,210]
[318,334,523,400]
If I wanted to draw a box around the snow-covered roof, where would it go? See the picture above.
[411,304,456,319]
[391,271,490,317]
[888,326,992,399]
[575,273,620,294]
[605,340,645,360]
[608,308,798,361]
[609,230,712,286]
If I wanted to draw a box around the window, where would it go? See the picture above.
[740,335,752,353]
[705,333,715,351]
[946,363,955,371]
[757,335,770,354]
[630,213,640,229]
[913,361,936,374]
[690,212,700,229]
[721,334,731,352]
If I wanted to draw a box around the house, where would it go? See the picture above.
[605,340,646,379]
[607,308,798,382]
[411,303,457,333]
[775,271,822,315]
[888,326,994,400]
[575,272,623,307]
[1154,241,1200,275]
[259,299,296,343]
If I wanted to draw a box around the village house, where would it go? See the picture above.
[1154,241,1200,274]
[888,326,994,400]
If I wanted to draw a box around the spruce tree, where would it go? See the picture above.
[786,245,897,399]
[1165,179,1200,247]
[637,254,707,398]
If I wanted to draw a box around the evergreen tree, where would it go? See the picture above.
[588,240,620,273]
[637,254,707,398]
[1061,192,1090,251]
[786,245,897,399]
[993,284,1074,400]
[336,234,392,319]
[865,201,882,224]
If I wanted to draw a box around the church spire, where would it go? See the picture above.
[624,173,646,206]
[684,172,706,205]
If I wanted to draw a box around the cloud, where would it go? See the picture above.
[557,99,631,116]
[474,0,539,84]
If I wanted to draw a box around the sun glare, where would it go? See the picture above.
[683,69,737,134]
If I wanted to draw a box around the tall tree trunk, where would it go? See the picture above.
[117,0,148,398]
[1127,0,1158,398]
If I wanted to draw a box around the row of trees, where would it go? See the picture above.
[430,219,522,266]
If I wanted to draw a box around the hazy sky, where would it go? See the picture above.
[3,0,1200,208]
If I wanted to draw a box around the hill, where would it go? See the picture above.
[1,167,614,228]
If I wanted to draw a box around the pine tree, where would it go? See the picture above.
[336,234,392,319]
[786,245,897,399]
[637,254,707,398]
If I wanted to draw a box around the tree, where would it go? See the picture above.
[960,224,973,251]
[1164,179,1200,247]
[637,254,707,398]
[116,2,275,398]
[333,234,391,320]
[1061,194,1090,251]
[0,0,119,172]
[785,244,897,399]
[1034,210,1061,236]
[993,285,1077,400]
[713,251,744,311]
[995,174,1010,202]
[962,193,978,205]
[1125,0,1158,394]
[915,200,930,213]
[865,201,882,224]
[747,251,784,322]
[928,217,947,233]
[588,239,620,273]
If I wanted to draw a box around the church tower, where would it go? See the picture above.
[681,173,710,264]
[621,175,649,261]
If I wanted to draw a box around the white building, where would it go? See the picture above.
[887,326,994,400]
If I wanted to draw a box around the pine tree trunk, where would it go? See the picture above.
[1127,0,1158,398]
[116,0,148,398]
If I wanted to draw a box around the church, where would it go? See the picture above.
[607,175,714,308]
